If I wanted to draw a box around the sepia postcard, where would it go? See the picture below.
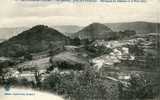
[0,0,160,100]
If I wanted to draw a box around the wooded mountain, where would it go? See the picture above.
[0,25,69,57]
[72,23,114,40]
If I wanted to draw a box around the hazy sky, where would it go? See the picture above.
[0,0,160,27]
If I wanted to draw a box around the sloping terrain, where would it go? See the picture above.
[0,25,69,57]
[0,22,160,100]
[16,57,50,70]
[73,23,114,40]
[50,51,90,70]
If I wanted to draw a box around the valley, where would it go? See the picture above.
[0,22,160,100]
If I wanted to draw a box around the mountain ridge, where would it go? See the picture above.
[105,21,160,33]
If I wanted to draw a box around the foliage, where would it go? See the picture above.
[42,67,119,100]
[120,73,157,100]
[0,25,69,57]
[70,37,81,46]
[24,52,33,60]
[85,44,112,57]
[119,30,136,39]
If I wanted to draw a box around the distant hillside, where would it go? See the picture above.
[53,25,82,36]
[105,22,160,33]
[73,23,113,40]
[0,25,69,57]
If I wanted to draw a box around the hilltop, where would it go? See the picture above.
[72,23,114,40]
[0,25,69,57]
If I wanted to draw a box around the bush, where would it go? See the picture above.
[120,73,157,100]
[85,44,112,57]
[42,67,119,100]
[71,37,81,46]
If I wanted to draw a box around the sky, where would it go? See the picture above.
[0,0,160,27]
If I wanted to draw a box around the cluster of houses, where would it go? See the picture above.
[91,40,135,70]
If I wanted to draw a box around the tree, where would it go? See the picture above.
[71,37,81,45]
[42,67,119,100]
[24,52,32,60]
[121,73,154,100]
[48,41,64,56]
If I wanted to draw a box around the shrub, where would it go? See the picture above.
[42,67,119,100]
[120,73,157,100]
[85,44,112,57]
